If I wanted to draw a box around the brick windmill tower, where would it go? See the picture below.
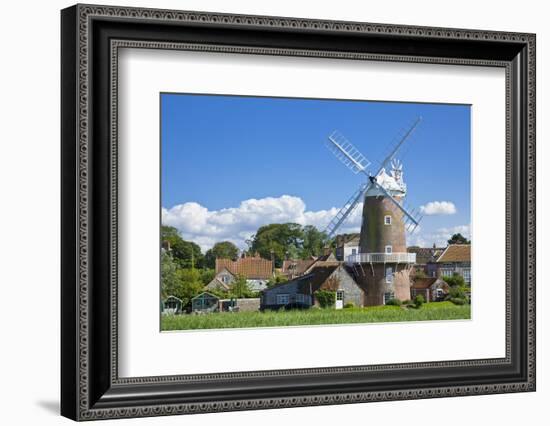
[324,118,422,306]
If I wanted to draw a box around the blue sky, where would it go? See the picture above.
[161,93,471,250]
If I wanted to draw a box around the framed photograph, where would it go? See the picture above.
[61,4,536,421]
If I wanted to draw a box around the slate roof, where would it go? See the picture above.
[316,252,337,262]
[407,246,446,264]
[335,233,360,246]
[437,244,471,263]
[204,278,231,291]
[216,256,273,280]
[262,262,360,295]
[297,265,341,294]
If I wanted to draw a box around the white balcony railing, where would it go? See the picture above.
[345,252,416,264]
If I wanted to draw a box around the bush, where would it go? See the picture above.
[445,285,468,305]
[385,298,402,306]
[442,273,466,288]
[447,285,466,300]
[343,302,355,309]
[414,294,425,308]
[315,290,336,308]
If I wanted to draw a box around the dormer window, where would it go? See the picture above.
[384,215,392,225]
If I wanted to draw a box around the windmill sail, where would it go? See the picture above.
[326,131,371,175]
[374,117,422,176]
[324,182,370,238]
[323,117,423,238]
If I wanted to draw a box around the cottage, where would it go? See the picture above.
[281,252,338,280]
[281,258,316,279]
[407,245,446,278]
[410,277,449,302]
[335,233,360,261]
[215,255,273,291]
[436,244,471,284]
[261,263,364,310]
[204,267,234,292]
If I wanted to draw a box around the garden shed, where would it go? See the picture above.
[162,295,183,314]
[191,292,220,313]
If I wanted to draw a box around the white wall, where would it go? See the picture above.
[0,0,547,425]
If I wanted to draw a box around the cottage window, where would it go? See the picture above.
[385,245,393,254]
[441,268,454,277]
[463,268,471,283]
[351,248,357,255]
[276,294,289,305]
[383,292,395,304]
[384,215,392,225]
[385,266,394,284]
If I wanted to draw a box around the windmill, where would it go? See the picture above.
[324,117,423,306]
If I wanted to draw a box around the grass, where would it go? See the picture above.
[161,301,470,331]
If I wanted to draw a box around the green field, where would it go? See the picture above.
[161,301,470,331]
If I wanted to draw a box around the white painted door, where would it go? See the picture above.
[335,290,344,309]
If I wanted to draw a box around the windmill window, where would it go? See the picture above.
[384,215,392,225]
[383,292,395,304]
[385,245,393,254]
[385,266,394,283]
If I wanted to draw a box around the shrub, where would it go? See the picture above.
[385,298,402,306]
[449,297,466,305]
[343,302,355,309]
[414,294,425,308]
[442,273,466,288]
[447,286,466,300]
[315,290,336,308]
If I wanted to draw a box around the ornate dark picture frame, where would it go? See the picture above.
[61,3,536,421]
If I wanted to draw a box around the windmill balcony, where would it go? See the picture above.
[345,252,416,264]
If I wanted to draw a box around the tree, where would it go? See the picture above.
[199,268,216,285]
[442,273,466,288]
[161,226,204,269]
[447,233,471,245]
[204,241,240,268]
[160,251,178,299]
[301,225,330,258]
[247,223,304,267]
[229,275,255,298]
[174,268,204,305]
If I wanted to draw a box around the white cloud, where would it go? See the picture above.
[162,195,363,251]
[419,201,457,215]
[408,224,471,248]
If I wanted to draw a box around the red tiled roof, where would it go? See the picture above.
[282,259,316,277]
[437,244,471,263]
[411,277,438,289]
[216,256,273,280]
